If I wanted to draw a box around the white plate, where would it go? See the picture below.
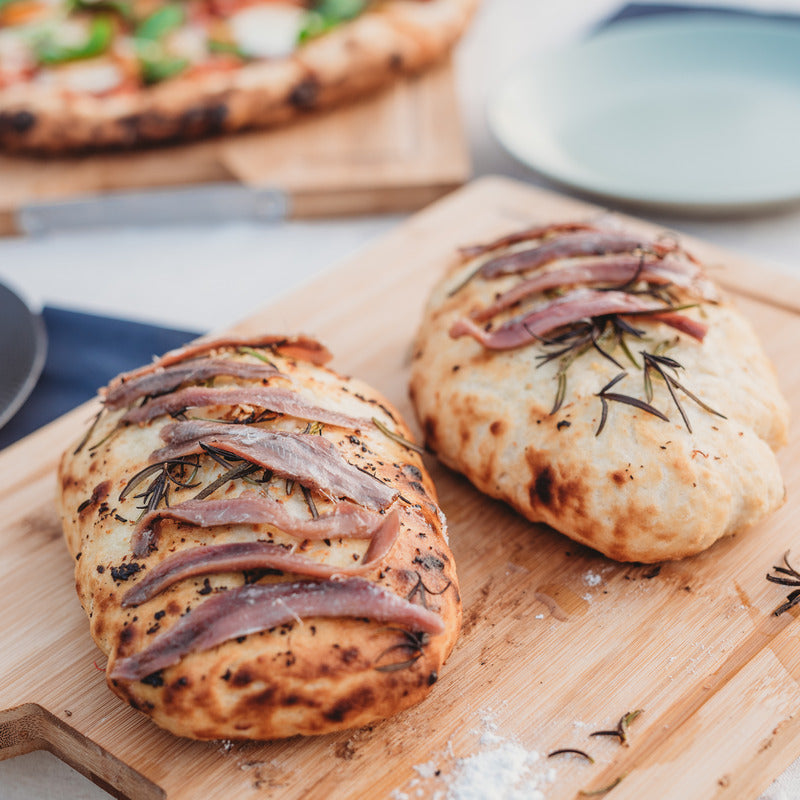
[488,15,800,213]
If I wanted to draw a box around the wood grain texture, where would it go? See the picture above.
[1,177,800,799]
[0,59,469,236]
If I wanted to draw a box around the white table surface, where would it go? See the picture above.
[2,1,800,797]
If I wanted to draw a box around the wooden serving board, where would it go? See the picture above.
[2,177,800,800]
[0,59,469,236]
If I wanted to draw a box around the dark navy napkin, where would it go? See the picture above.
[0,306,200,450]
[602,3,800,28]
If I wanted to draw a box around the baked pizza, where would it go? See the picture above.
[410,221,789,563]
[59,334,460,740]
[0,0,477,151]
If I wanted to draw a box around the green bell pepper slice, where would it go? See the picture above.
[299,0,367,43]
[135,3,185,42]
[35,15,114,65]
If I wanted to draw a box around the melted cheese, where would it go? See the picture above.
[228,4,305,59]
[36,57,124,94]
[167,25,208,63]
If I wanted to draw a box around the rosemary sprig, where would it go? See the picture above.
[119,457,201,502]
[537,315,647,415]
[373,628,430,672]
[595,373,668,436]
[237,346,277,368]
[767,551,800,616]
[589,709,644,746]
[193,461,259,501]
[641,352,726,434]
[618,709,644,745]
[406,571,452,609]
[547,748,594,763]
[73,409,103,455]
[372,417,425,454]
[579,775,626,796]
[301,485,319,519]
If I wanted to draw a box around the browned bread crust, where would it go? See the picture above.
[59,335,460,740]
[410,222,789,563]
[0,0,478,153]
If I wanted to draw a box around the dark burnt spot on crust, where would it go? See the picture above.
[140,670,164,688]
[490,420,505,436]
[289,76,320,110]
[389,53,403,70]
[525,450,588,519]
[232,668,253,688]
[179,103,228,136]
[324,686,375,723]
[110,562,142,582]
[413,553,446,572]
[0,109,36,135]
[402,463,423,482]
[246,686,276,707]
[78,480,111,519]
[340,647,360,665]
[531,466,554,506]
[611,470,626,486]
[117,110,170,141]
[408,480,427,497]
[117,623,137,657]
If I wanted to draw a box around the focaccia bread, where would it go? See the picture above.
[410,221,789,563]
[0,0,477,152]
[59,334,460,740]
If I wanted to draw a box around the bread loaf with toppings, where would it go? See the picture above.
[410,222,789,562]
[59,334,459,740]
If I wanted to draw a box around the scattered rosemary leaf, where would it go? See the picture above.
[618,708,644,745]
[372,417,425,454]
[551,369,567,415]
[447,261,484,297]
[193,462,258,501]
[301,485,319,519]
[579,775,625,796]
[373,628,429,672]
[595,372,667,436]
[767,551,800,587]
[773,590,800,616]
[547,748,594,763]
[768,552,800,615]
[73,409,103,455]
[237,346,277,368]
[589,729,623,742]
[641,351,725,434]
[373,654,423,672]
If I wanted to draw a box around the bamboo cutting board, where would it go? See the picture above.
[0,59,469,236]
[2,177,800,800]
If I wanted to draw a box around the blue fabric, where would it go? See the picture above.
[0,307,200,450]
[601,3,800,29]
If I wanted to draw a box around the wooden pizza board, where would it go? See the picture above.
[0,59,469,236]
[2,177,800,800]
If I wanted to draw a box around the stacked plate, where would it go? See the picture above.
[489,15,800,213]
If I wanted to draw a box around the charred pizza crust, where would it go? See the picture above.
[409,222,789,563]
[0,0,477,152]
[59,334,460,740]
